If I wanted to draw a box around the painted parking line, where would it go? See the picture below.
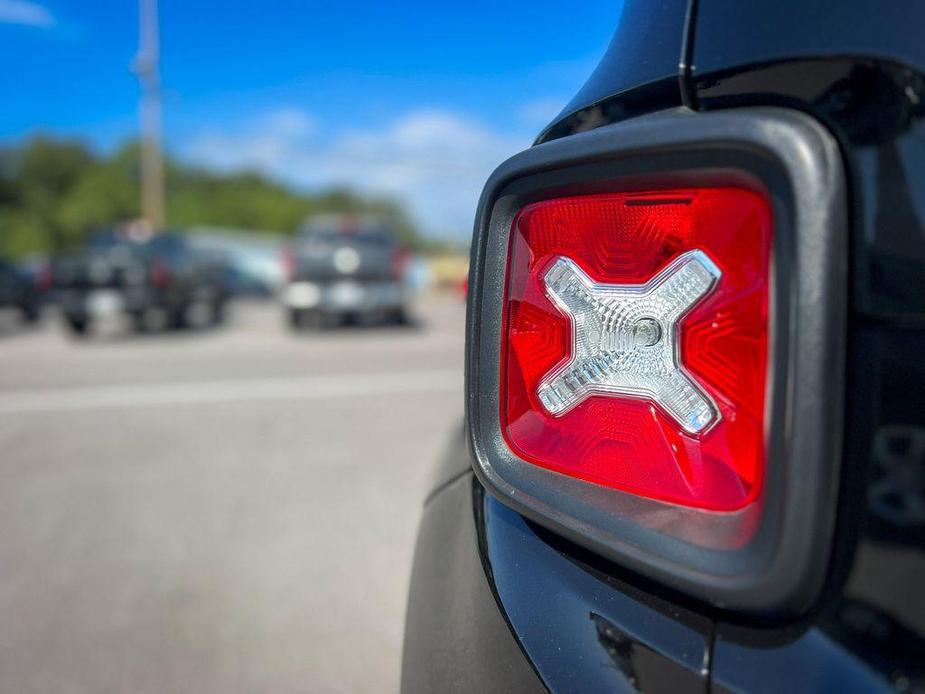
[0,369,460,414]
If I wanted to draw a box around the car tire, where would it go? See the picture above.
[19,302,40,324]
[288,308,306,330]
[65,316,90,337]
[389,307,409,326]
[135,307,171,333]
[181,300,217,330]
[211,299,226,326]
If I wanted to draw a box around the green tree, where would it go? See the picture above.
[0,135,425,258]
[0,137,96,254]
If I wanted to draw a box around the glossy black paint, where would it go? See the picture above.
[710,627,892,694]
[688,0,925,320]
[481,490,711,692]
[401,472,543,694]
[692,0,925,80]
[537,0,688,144]
[683,1,925,687]
[694,59,925,320]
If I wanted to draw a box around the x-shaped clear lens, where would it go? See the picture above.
[537,250,722,434]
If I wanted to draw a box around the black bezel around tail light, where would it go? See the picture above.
[466,107,847,617]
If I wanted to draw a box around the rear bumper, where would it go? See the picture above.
[402,427,712,693]
[55,285,217,319]
[403,471,716,693]
[406,432,904,693]
[282,280,406,313]
[401,471,545,694]
[57,286,155,317]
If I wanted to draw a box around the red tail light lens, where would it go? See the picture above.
[501,189,771,511]
[34,263,54,291]
[150,259,172,288]
[392,248,411,279]
[281,246,296,281]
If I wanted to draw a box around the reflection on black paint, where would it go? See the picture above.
[480,492,709,694]
[695,58,925,319]
[868,425,925,532]
[516,9,925,684]
[537,0,688,144]
[692,54,925,690]
[591,613,641,690]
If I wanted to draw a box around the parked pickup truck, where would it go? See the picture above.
[281,215,410,329]
[54,229,229,336]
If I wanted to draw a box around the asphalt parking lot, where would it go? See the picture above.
[0,295,465,694]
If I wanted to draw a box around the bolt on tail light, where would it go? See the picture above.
[501,189,771,511]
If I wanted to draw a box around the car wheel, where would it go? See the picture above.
[19,302,40,324]
[211,300,226,326]
[182,301,216,330]
[288,308,304,330]
[65,316,90,337]
[136,307,171,333]
[389,307,409,326]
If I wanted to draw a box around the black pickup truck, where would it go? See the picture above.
[281,215,410,329]
[54,230,229,336]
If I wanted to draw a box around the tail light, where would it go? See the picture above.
[150,259,171,287]
[392,248,411,279]
[502,190,770,511]
[281,246,296,281]
[467,108,847,617]
[34,263,54,291]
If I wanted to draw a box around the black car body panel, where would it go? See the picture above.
[539,0,689,144]
[403,1,925,691]
[401,469,544,694]
[686,2,925,689]
[692,0,925,88]
[0,257,42,322]
[481,491,710,692]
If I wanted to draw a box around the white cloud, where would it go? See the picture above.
[262,108,316,139]
[0,0,54,27]
[181,107,533,239]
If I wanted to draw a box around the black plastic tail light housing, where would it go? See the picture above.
[466,107,847,617]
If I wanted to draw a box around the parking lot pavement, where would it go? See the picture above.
[0,296,465,694]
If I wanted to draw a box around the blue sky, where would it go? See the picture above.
[1,0,620,237]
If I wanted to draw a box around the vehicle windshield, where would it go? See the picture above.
[298,216,397,246]
[310,229,393,245]
[86,229,156,250]
[85,230,184,254]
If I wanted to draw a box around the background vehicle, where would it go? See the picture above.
[281,214,410,329]
[0,256,45,323]
[185,228,286,298]
[403,1,925,692]
[54,229,229,336]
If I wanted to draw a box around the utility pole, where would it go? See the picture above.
[135,0,164,232]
